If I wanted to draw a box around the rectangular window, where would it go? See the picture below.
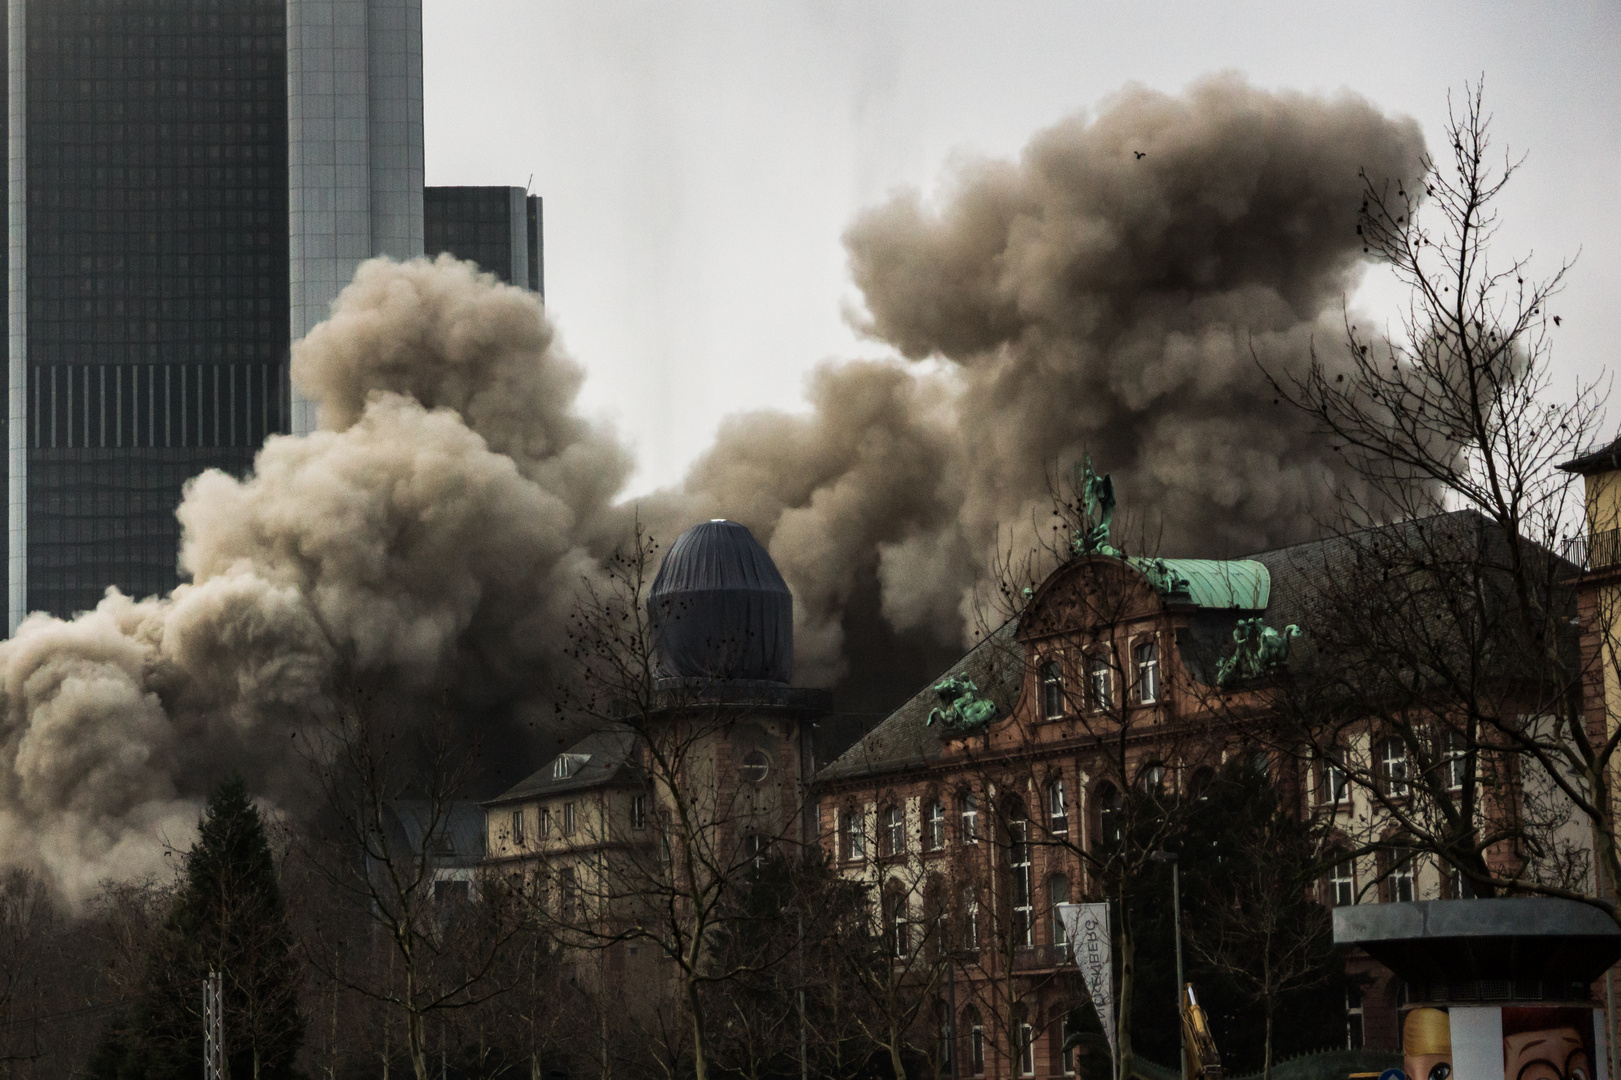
[884,805,906,856]
[1323,758,1349,804]
[961,795,978,844]
[1330,859,1355,907]
[961,889,980,952]
[1089,655,1113,711]
[559,867,578,918]
[1049,780,1068,835]
[1010,818,1033,947]
[539,806,551,836]
[630,794,647,829]
[971,1021,985,1076]
[1387,850,1414,903]
[1444,731,1468,793]
[1345,987,1364,1049]
[1135,640,1159,704]
[563,803,577,837]
[1381,737,1410,797]
[928,800,946,850]
[510,809,525,848]
[843,810,866,861]
[1062,1016,1077,1075]
[1050,875,1071,945]
[1041,659,1065,719]
[1018,1017,1035,1076]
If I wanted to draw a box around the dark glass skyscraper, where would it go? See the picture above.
[425,186,543,295]
[6,0,424,627]
[12,0,289,619]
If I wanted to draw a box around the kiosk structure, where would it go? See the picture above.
[1334,900,1621,1080]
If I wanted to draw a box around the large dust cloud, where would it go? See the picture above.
[657,74,1425,686]
[0,75,1424,903]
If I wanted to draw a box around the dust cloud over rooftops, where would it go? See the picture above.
[0,75,1423,904]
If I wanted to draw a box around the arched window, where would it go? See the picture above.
[1140,762,1167,794]
[1005,800,1034,947]
[1188,766,1216,801]
[1041,659,1065,719]
[1380,737,1410,797]
[1049,874,1071,945]
[936,999,955,1075]
[924,876,948,954]
[1048,778,1068,835]
[743,832,766,868]
[1015,1004,1036,1076]
[1088,653,1114,711]
[965,1006,986,1076]
[1134,639,1160,704]
[959,886,980,951]
[883,804,906,856]
[1095,782,1123,846]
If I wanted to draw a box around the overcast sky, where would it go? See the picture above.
[422,2,1621,496]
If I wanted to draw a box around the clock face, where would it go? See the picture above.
[740,750,770,784]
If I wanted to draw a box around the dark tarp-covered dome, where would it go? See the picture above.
[648,520,794,683]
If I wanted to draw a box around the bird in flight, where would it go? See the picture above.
[1134,150,1146,159]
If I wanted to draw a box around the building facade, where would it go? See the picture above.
[5,0,424,627]
[425,185,542,294]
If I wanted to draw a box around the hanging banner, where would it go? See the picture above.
[1060,901,1117,1070]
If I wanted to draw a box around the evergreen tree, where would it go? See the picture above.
[91,774,304,1080]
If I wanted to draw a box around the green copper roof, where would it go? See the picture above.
[1141,558,1270,609]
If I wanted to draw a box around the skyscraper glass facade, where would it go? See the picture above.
[425,186,542,293]
[14,0,290,616]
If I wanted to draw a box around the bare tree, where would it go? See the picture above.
[1183,765,1337,1080]
[299,682,523,1080]
[1256,82,1616,912]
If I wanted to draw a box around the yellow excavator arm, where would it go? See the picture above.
[1182,984,1224,1080]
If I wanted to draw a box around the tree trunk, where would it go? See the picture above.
[1262,1006,1275,1080]
[408,1011,430,1080]
[687,973,710,1080]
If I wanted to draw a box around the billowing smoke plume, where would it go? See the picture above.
[0,74,1425,902]
[0,257,627,903]
[654,74,1425,687]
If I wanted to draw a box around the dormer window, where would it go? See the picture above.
[553,753,591,780]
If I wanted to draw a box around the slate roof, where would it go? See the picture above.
[484,727,640,806]
[380,800,487,867]
[819,509,1570,785]
[817,620,1024,784]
